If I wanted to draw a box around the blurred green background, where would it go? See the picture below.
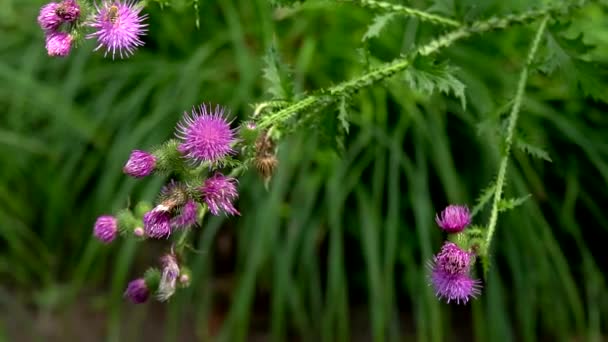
[1,0,607,341]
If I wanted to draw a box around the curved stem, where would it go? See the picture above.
[483,15,549,257]
[258,5,569,129]
[339,0,461,27]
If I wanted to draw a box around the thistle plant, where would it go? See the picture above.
[58,0,600,306]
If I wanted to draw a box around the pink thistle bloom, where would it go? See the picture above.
[176,105,237,165]
[93,215,118,243]
[123,150,156,178]
[45,31,72,57]
[171,200,199,229]
[56,0,80,22]
[38,2,62,31]
[200,173,240,216]
[429,242,481,304]
[124,278,149,304]
[86,0,148,59]
[143,205,172,238]
[435,204,471,233]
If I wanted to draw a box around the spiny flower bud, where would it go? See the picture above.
[123,150,156,178]
[254,131,278,182]
[143,205,172,238]
[93,215,118,243]
[38,3,62,31]
[435,205,471,233]
[56,0,80,22]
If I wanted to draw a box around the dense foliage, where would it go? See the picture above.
[1,0,607,341]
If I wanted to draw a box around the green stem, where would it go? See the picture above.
[339,0,461,27]
[483,15,549,256]
[175,207,207,255]
[258,4,569,129]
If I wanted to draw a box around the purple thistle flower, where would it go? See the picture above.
[171,200,198,229]
[124,278,149,304]
[56,0,80,22]
[430,271,481,304]
[38,2,62,31]
[429,242,481,304]
[176,105,236,164]
[123,150,156,178]
[45,31,72,57]
[200,173,240,216]
[157,254,180,301]
[143,205,172,238]
[435,204,471,233]
[86,0,148,59]
[93,215,118,243]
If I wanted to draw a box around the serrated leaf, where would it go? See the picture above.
[403,58,467,109]
[338,97,350,134]
[471,181,495,218]
[498,195,531,212]
[262,47,295,100]
[515,139,552,162]
[362,13,396,41]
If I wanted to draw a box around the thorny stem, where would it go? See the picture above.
[338,0,461,27]
[483,16,549,257]
[175,207,207,255]
[257,4,575,130]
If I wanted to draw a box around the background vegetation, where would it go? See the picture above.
[1,0,607,341]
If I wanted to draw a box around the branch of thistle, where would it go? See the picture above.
[257,3,575,130]
[482,15,550,258]
[338,0,461,27]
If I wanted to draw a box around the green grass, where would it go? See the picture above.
[1,0,607,341]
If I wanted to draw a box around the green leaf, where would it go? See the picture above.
[402,58,467,109]
[471,181,496,218]
[515,138,552,162]
[498,195,531,212]
[362,13,396,42]
[262,47,295,100]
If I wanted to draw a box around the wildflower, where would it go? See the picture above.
[200,173,240,216]
[87,0,148,59]
[157,254,180,301]
[143,205,172,238]
[176,105,236,164]
[123,150,156,178]
[171,200,198,229]
[45,31,72,57]
[56,0,80,22]
[38,2,62,31]
[429,242,481,304]
[124,278,149,304]
[435,205,471,233]
[93,215,118,243]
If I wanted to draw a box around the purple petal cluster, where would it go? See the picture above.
[171,200,199,229]
[93,215,118,243]
[435,205,471,233]
[86,0,148,59]
[37,1,80,57]
[200,173,240,216]
[143,205,172,238]
[176,105,236,164]
[123,150,156,178]
[429,242,481,304]
[124,278,149,304]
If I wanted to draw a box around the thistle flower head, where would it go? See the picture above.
[171,200,198,229]
[143,205,172,238]
[45,31,72,57]
[430,271,481,304]
[86,0,148,59]
[200,173,240,216]
[93,215,118,243]
[124,278,149,304]
[429,242,481,304]
[123,150,156,178]
[56,0,80,22]
[176,105,236,165]
[159,180,189,207]
[38,2,62,31]
[157,253,180,301]
[435,205,471,233]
